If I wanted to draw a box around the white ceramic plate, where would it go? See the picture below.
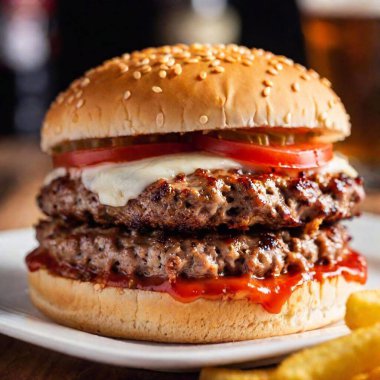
[0,214,379,371]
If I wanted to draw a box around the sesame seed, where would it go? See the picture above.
[321,77,332,87]
[265,51,274,59]
[300,73,311,81]
[167,58,175,67]
[156,112,164,127]
[56,94,64,104]
[277,56,293,66]
[202,55,215,62]
[161,46,171,54]
[75,90,82,98]
[160,64,169,70]
[80,77,90,87]
[267,68,279,76]
[262,87,271,97]
[198,71,207,80]
[76,99,84,109]
[263,79,273,87]
[173,64,182,75]
[191,42,203,50]
[122,53,130,60]
[172,46,182,54]
[85,68,95,77]
[158,70,167,79]
[158,56,169,64]
[198,51,212,58]
[120,64,129,73]
[242,59,253,66]
[294,63,306,72]
[67,95,74,104]
[123,90,131,100]
[184,57,199,64]
[141,58,150,65]
[308,69,319,79]
[133,71,142,80]
[141,65,152,74]
[177,43,189,50]
[275,63,283,71]
[152,86,163,93]
[210,59,221,67]
[291,82,300,92]
[284,112,291,124]
[177,51,191,59]
[269,59,278,67]
[199,115,208,124]
[212,66,225,73]
[224,56,236,63]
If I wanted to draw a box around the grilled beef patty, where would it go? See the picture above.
[35,220,350,281]
[38,169,364,231]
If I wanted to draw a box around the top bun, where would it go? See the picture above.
[42,44,350,153]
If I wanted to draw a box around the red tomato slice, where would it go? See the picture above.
[53,134,333,169]
[53,142,193,168]
[194,134,333,169]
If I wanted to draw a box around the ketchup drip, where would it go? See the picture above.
[26,249,367,314]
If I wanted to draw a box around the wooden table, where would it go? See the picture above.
[0,136,379,379]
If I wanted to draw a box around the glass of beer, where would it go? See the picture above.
[297,0,380,187]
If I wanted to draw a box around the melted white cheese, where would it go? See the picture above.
[317,154,357,178]
[45,152,357,207]
[81,153,242,207]
[43,167,67,186]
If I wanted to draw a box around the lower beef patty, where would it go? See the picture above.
[38,170,364,231]
[36,220,350,281]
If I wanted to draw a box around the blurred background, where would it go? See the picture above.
[0,0,379,229]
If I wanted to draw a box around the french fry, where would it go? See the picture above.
[273,323,380,380]
[346,290,380,330]
[351,375,368,380]
[351,367,380,380]
[368,367,380,380]
[199,367,273,380]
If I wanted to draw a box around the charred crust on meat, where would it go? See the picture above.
[38,170,365,232]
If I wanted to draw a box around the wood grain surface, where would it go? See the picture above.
[0,137,378,379]
[0,335,196,380]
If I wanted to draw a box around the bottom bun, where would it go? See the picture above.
[28,269,363,343]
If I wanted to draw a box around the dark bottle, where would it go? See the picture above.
[0,0,56,135]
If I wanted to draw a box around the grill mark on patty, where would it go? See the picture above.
[38,169,364,231]
[36,220,350,281]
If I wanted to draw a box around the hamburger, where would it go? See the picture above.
[26,44,367,343]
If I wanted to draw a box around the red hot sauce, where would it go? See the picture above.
[26,249,367,314]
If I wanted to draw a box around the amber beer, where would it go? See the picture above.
[298,1,380,182]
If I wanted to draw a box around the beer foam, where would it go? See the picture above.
[297,0,380,17]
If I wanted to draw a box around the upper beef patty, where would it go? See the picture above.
[38,169,364,231]
[35,220,349,281]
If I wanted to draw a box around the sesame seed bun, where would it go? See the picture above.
[41,44,350,153]
[28,269,362,343]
